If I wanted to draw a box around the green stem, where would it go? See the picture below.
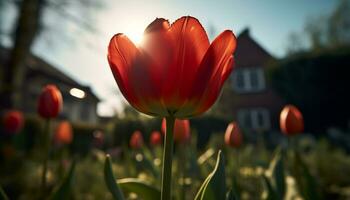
[287,136,295,163]
[41,119,51,193]
[235,148,240,175]
[179,144,186,200]
[161,116,175,200]
[0,184,9,200]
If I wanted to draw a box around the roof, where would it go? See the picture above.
[234,28,275,67]
[0,47,100,101]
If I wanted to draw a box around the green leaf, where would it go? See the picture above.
[194,176,211,200]
[195,150,226,200]
[49,160,76,200]
[230,176,240,200]
[139,148,160,178]
[0,185,9,200]
[104,155,125,200]
[262,175,278,200]
[117,178,160,200]
[268,148,285,199]
[292,151,322,200]
[226,189,238,200]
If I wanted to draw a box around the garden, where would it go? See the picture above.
[1,1,350,199]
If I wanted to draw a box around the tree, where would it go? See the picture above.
[286,0,350,55]
[285,31,307,55]
[304,16,328,51]
[1,0,44,110]
[327,0,350,47]
[0,0,104,110]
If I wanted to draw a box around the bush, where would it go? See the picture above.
[269,46,350,132]
[71,123,104,156]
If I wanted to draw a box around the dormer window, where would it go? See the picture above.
[232,67,265,93]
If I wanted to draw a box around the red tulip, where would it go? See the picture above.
[161,118,190,143]
[2,110,24,134]
[37,85,63,119]
[108,16,236,118]
[224,122,242,148]
[150,131,162,146]
[280,105,304,136]
[54,121,73,145]
[130,131,144,149]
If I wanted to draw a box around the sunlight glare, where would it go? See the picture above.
[125,29,144,46]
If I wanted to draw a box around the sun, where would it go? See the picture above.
[125,29,144,46]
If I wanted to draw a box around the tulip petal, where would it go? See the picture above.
[142,18,173,73]
[162,16,210,110]
[176,30,236,117]
[108,34,152,114]
[195,56,234,115]
[140,18,173,115]
[144,18,170,34]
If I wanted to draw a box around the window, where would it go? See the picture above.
[237,108,270,130]
[236,71,245,89]
[80,103,91,122]
[232,68,266,93]
[256,111,265,128]
[250,70,259,89]
[243,110,252,128]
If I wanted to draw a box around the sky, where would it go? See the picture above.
[1,0,338,116]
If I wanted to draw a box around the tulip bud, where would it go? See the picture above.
[2,110,24,134]
[150,131,162,146]
[37,85,63,119]
[161,118,190,143]
[130,131,144,149]
[224,122,242,148]
[54,121,73,145]
[280,105,304,136]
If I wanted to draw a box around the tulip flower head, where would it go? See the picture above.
[2,110,24,134]
[108,16,236,118]
[150,131,162,146]
[130,131,144,149]
[224,122,243,148]
[37,85,63,119]
[161,118,190,143]
[54,121,73,145]
[280,105,304,136]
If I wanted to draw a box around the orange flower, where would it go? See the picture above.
[2,110,24,134]
[130,131,144,149]
[37,85,63,119]
[161,118,190,143]
[108,16,236,118]
[224,122,242,148]
[54,121,73,145]
[280,105,304,136]
[150,131,162,146]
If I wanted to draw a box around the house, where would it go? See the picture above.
[216,28,285,132]
[0,47,100,124]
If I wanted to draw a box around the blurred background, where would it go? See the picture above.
[1,0,350,199]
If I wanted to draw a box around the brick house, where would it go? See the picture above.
[0,47,100,124]
[216,28,285,132]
